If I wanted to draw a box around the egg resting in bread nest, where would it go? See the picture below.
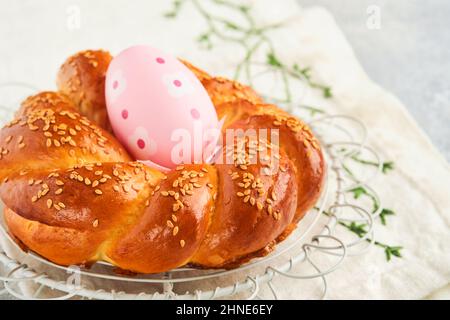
[0,50,325,273]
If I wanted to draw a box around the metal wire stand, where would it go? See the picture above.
[0,83,383,299]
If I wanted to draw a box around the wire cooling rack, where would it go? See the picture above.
[0,83,383,300]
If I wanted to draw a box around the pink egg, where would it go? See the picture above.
[105,45,221,170]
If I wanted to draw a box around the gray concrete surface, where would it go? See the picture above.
[299,0,450,161]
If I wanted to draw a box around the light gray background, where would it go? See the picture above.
[1,0,449,300]
[299,0,450,161]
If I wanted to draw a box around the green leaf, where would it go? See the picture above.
[385,246,403,261]
[382,161,395,174]
[164,11,177,18]
[164,0,183,19]
[225,21,239,30]
[389,246,403,258]
[267,53,282,68]
[239,5,250,13]
[197,32,213,49]
[349,186,367,199]
[197,33,209,42]
[323,86,332,98]
[341,222,368,238]
[292,64,312,79]
[385,248,392,261]
[379,208,395,225]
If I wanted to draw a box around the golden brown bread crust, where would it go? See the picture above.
[57,50,113,132]
[181,59,263,106]
[0,50,325,273]
[0,91,130,181]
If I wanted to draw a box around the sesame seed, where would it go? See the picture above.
[93,219,99,227]
[31,196,38,202]
[180,240,185,248]
[55,188,63,195]
[171,214,177,222]
[85,178,91,185]
[113,185,120,192]
[54,204,61,211]
[173,226,179,236]
[28,179,34,185]
[161,191,169,196]
[56,180,64,186]
[47,199,53,208]
[58,202,65,208]
[167,220,174,228]
[94,189,103,195]
[92,180,99,187]
[244,195,250,203]
[257,202,263,211]
[46,139,52,147]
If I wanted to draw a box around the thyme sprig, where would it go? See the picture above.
[321,210,403,261]
[340,221,403,261]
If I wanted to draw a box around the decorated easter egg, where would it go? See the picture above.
[105,45,221,170]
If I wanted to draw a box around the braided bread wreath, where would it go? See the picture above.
[0,50,325,274]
